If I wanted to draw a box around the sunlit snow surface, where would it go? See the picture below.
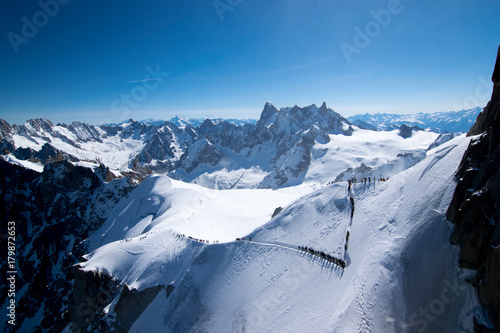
[81,134,488,332]
[306,128,440,184]
[11,131,145,171]
[1,154,44,172]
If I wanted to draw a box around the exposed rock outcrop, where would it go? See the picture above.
[398,124,423,139]
[67,267,164,332]
[0,160,132,332]
[447,45,500,331]
[114,284,165,332]
[399,124,414,138]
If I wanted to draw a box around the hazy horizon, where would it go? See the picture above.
[0,103,486,127]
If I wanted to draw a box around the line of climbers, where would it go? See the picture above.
[349,197,355,219]
[188,236,211,244]
[174,232,220,244]
[349,176,389,186]
[328,175,390,188]
[345,180,355,253]
[235,237,251,242]
[298,246,346,268]
[119,238,133,243]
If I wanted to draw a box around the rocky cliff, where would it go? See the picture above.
[0,160,132,332]
[447,46,500,332]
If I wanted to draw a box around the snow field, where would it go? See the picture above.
[306,128,440,184]
[1,154,44,172]
[12,130,146,171]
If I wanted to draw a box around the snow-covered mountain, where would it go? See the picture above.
[348,107,482,133]
[1,80,499,332]
[0,102,357,188]
[1,102,457,190]
[69,134,486,332]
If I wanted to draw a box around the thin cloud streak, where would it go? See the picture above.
[126,78,159,84]
[179,58,333,82]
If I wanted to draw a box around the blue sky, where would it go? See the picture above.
[1,0,499,125]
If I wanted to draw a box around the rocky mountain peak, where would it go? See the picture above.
[22,118,55,136]
[257,102,279,128]
[0,118,13,142]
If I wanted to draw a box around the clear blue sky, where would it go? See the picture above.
[1,0,499,125]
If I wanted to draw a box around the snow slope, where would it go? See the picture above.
[11,131,145,171]
[1,154,44,172]
[80,134,487,332]
[85,176,313,251]
[305,128,439,184]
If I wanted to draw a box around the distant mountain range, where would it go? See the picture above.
[112,116,258,128]
[0,102,354,188]
[348,107,482,133]
[167,116,258,128]
[0,104,482,189]
[141,107,481,134]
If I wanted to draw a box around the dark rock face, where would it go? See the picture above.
[271,206,283,218]
[447,46,500,331]
[398,124,423,139]
[67,267,164,332]
[13,143,78,163]
[399,124,413,138]
[113,284,165,332]
[0,160,132,332]
[67,268,121,332]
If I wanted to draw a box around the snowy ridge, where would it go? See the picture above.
[80,134,486,332]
